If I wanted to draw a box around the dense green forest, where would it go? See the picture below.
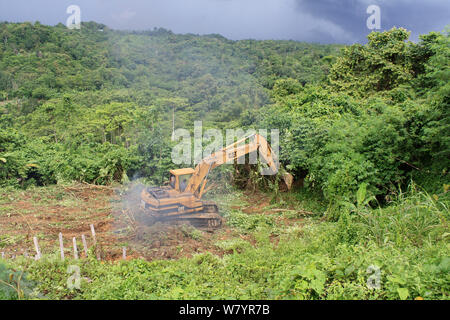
[0,22,448,300]
[0,21,340,188]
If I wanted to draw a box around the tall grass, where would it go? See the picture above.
[349,183,449,247]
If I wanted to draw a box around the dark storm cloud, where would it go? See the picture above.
[0,0,448,43]
[295,0,450,43]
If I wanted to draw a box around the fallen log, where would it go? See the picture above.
[268,208,314,215]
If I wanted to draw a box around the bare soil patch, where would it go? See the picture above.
[0,183,237,261]
[0,184,307,262]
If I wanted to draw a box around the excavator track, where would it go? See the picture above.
[173,212,222,229]
[140,202,222,229]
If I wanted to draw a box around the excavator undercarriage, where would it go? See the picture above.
[140,186,222,228]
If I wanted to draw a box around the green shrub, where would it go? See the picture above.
[0,261,38,300]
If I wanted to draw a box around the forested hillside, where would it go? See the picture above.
[258,27,449,207]
[0,21,340,188]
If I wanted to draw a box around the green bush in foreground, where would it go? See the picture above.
[9,186,449,300]
[0,261,39,299]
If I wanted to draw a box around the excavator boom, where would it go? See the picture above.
[186,133,279,198]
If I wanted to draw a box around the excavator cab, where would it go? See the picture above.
[169,168,195,193]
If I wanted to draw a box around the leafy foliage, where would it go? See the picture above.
[0,261,38,299]
[0,21,338,188]
[10,185,449,300]
[259,27,449,209]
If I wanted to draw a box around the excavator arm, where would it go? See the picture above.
[186,133,281,198]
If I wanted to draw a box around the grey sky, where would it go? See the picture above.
[0,0,448,43]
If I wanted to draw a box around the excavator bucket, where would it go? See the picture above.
[282,172,294,190]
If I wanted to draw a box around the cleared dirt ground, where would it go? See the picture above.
[0,183,255,261]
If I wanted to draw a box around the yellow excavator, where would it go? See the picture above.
[140,133,292,228]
